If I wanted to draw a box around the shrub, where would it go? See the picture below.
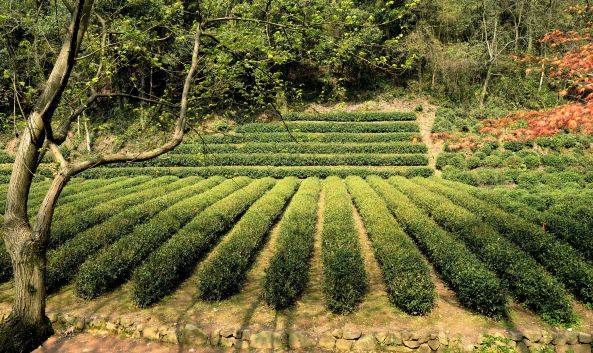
[200,132,420,144]
[262,178,321,309]
[81,166,434,179]
[48,176,173,248]
[416,178,593,308]
[45,176,205,293]
[74,177,244,299]
[236,121,420,134]
[482,155,503,168]
[368,176,506,317]
[436,153,466,170]
[284,111,416,122]
[197,178,299,300]
[131,178,276,307]
[390,176,575,325]
[173,142,428,155]
[346,176,435,315]
[321,177,367,314]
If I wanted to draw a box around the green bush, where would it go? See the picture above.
[321,177,367,314]
[131,177,276,307]
[48,176,172,249]
[391,176,575,325]
[368,176,506,317]
[74,177,242,299]
[197,178,299,300]
[236,121,420,134]
[416,178,593,308]
[346,176,435,315]
[45,177,205,293]
[200,132,420,144]
[262,178,321,309]
[436,153,466,170]
[173,142,428,155]
[284,111,416,122]
[81,165,434,179]
[136,153,429,167]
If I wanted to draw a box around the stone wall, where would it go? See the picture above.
[42,313,593,353]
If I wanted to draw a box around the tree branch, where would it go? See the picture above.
[67,23,203,176]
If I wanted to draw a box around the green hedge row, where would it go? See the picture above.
[45,177,205,293]
[48,176,168,249]
[0,153,13,163]
[122,153,428,168]
[74,177,237,299]
[442,167,593,188]
[262,178,321,309]
[418,178,593,306]
[437,151,593,171]
[390,177,575,324]
[283,111,416,122]
[0,180,53,214]
[81,166,434,179]
[346,176,435,315]
[173,142,428,155]
[131,177,276,307]
[367,176,506,317]
[197,178,299,300]
[436,179,593,264]
[200,132,419,144]
[237,121,420,134]
[321,177,367,314]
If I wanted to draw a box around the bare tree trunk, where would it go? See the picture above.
[480,62,493,108]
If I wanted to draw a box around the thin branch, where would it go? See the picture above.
[204,17,300,29]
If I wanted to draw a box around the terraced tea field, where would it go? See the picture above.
[2,173,593,332]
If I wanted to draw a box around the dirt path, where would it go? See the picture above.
[416,105,443,176]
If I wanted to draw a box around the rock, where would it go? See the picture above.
[242,329,251,341]
[353,335,377,351]
[385,333,403,346]
[524,330,542,343]
[336,338,353,351]
[438,332,449,346]
[105,322,118,332]
[571,344,593,353]
[220,328,234,338]
[567,332,579,345]
[529,343,545,353]
[541,332,554,345]
[209,329,221,346]
[553,333,567,346]
[120,317,134,328]
[333,329,344,339]
[428,339,440,350]
[523,339,533,347]
[508,331,524,342]
[74,318,86,331]
[219,337,235,347]
[180,324,208,345]
[516,342,530,353]
[343,329,362,340]
[143,326,161,341]
[401,331,413,341]
[579,333,593,344]
[162,329,178,344]
[319,333,336,350]
[419,343,432,353]
[376,332,389,345]
[288,332,315,349]
[63,314,76,325]
[238,340,250,350]
[506,340,517,349]
[404,340,421,349]
[555,345,571,353]
[430,333,438,340]
[47,312,59,323]
[249,331,285,349]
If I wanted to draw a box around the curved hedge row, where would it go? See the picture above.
[74,176,239,299]
[345,176,435,315]
[197,178,299,300]
[125,153,428,168]
[367,176,506,317]
[173,142,428,155]
[200,132,419,144]
[262,178,321,309]
[48,176,171,248]
[417,178,593,306]
[237,121,420,134]
[321,177,367,314]
[45,177,204,293]
[81,166,434,179]
[436,179,593,264]
[131,177,276,307]
[390,177,575,324]
[284,111,416,122]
